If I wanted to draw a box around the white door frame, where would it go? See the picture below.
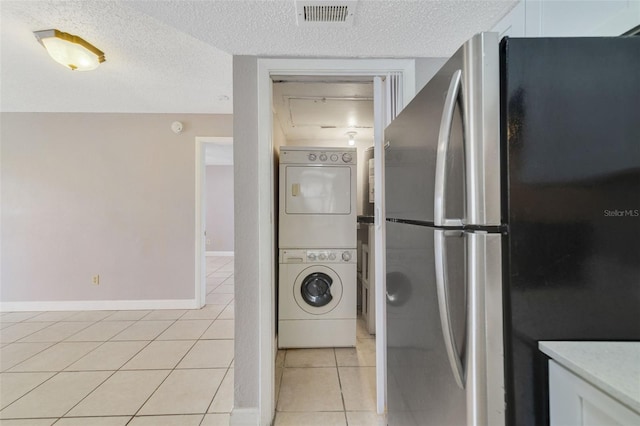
[256,58,415,425]
[195,136,234,308]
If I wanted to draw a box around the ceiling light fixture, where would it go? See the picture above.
[346,131,357,146]
[33,29,105,71]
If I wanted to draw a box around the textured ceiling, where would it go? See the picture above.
[0,0,515,114]
[129,0,514,57]
[273,81,374,144]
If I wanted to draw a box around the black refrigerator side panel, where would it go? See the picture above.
[501,37,640,426]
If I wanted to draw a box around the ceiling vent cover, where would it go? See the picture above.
[295,1,357,26]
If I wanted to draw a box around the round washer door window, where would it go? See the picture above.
[301,273,333,307]
[294,266,343,315]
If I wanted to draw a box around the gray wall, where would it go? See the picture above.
[1,112,232,303]
[415,57,448,93]
[232,56,260,412]
[206,165,234,252]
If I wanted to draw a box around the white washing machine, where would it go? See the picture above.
[278,248,357,348]
[278,146,356,249]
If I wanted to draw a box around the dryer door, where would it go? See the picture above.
[294,266,344,315]
[284,166,352,215]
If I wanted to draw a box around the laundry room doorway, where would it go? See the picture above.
[247,57,416,425]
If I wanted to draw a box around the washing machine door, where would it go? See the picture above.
[294,266,343,315]
[301,272,333,307]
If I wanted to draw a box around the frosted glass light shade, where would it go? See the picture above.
[34,29,105,71]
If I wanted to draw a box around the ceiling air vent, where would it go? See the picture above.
[295,1,357,26]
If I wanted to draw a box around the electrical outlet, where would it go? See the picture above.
[92,275,100,285]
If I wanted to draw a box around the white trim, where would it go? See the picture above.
[257,58,276,426]
[373,75,387,415]
[0,299,199,312]
[196,137,234,310]
[199,137,234,145]
[207,251,235,257]
[261,58,415,108]
[257,57,416,425]
[230,408,261,426]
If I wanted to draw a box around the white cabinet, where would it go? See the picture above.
[492,1,526,37]
[492,0,640,38]
[549,360,640,426]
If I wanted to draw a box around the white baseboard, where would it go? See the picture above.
[0,298,199,312]
[230,408,260,426]
[207,251,234,257]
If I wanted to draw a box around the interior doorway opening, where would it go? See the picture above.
[271,77,378,423]
[243,57,414,426]
[195,137,234,308]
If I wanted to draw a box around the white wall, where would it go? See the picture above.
[492,0,640,37]
[1,113,232,306]
[206,165,234,252]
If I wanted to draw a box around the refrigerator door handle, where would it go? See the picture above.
[434,229,466,389]
[434,69,464,228]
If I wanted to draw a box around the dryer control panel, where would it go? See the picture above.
[280,249,356,264]
[280,146,357,165]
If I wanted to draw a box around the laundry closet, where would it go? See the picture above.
[271,78,378,414]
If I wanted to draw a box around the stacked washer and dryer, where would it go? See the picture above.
[278,146,357,348]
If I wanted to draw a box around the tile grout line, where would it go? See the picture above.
[1,341,57,372]
[333,347,349,423]
[203,364,233,416]
[0,370,60,413]
[56,369,120,419]
[274,349,288,414]
[6,321,112,374]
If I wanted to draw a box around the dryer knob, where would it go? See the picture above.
[330,154,339,162]
[319,253,327,261]
[329,253,336,261]
[342,251,352,261]
[319,154,328,161]
[308,153,317,161]
[308,253,316,261]
[342,153,353,163]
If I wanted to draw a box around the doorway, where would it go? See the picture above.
[195,137,234,308]
[258,60,414,426]
[271,78,378,423]
[229,58,415,426]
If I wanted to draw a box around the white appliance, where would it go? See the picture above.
[361,224,376,334]
[278,248,357,348]
[278,146,356,249]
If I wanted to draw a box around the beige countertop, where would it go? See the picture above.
[539,341,640,413]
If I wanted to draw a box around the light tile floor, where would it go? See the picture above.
[0,256,234,426]
[273,319,385,426]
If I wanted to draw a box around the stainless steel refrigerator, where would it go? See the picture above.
[384,33,640,426]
